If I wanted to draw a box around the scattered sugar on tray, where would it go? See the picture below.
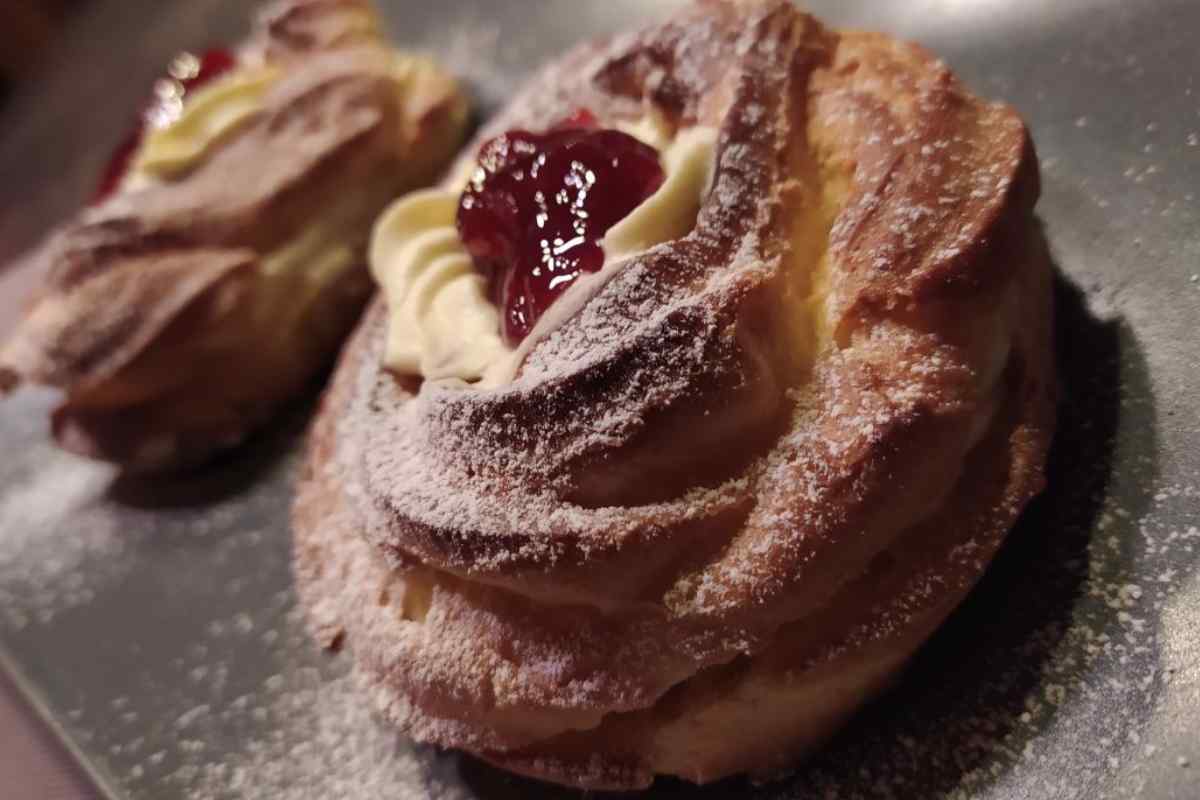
[0,10,1197,800]
[142,602,466,800]
[0,393,126,629]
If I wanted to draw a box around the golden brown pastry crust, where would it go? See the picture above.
[0,0,468,471]
[294,0,1055,789]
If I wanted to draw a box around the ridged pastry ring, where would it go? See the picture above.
[294,0,1056,789]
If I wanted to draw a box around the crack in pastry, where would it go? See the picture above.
[294,0,1055,789]
[0,0,470,471]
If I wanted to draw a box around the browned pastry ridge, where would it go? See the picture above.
[294,0,1055,789]
[0,0,468,471]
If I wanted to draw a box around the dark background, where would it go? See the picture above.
[1,1,89,107]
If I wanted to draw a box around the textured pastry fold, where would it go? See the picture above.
[294,0,1055,789]
[0,0,469,470]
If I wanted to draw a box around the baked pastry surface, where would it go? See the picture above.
[294,0,1055,788]
[0,0,468,471]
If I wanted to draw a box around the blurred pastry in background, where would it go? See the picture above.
[0,0,469,471]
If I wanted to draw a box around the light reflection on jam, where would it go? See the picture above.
[92,48,237,204]
[456,113,665,344]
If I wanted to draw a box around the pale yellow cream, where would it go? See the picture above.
[122,51,439,191]
[127,66,281,185]
[371,121,719,383]
[369,189,507,380]
[122,1,387,188]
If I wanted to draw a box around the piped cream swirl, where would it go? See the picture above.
[369,190,507,380]
[371,122,719,383]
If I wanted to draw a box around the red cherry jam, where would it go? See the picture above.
[456,113,665,344]
[93,48,237,204]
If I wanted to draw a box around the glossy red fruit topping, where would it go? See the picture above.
[456,113,665,344]
[92,48,237,204]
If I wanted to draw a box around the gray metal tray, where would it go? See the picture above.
[1,1,1198,798]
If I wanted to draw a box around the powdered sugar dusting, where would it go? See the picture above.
[182,654,472,800]
[0,390,123,630]
[294,2,1068,788]
[0,0,1197,798]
